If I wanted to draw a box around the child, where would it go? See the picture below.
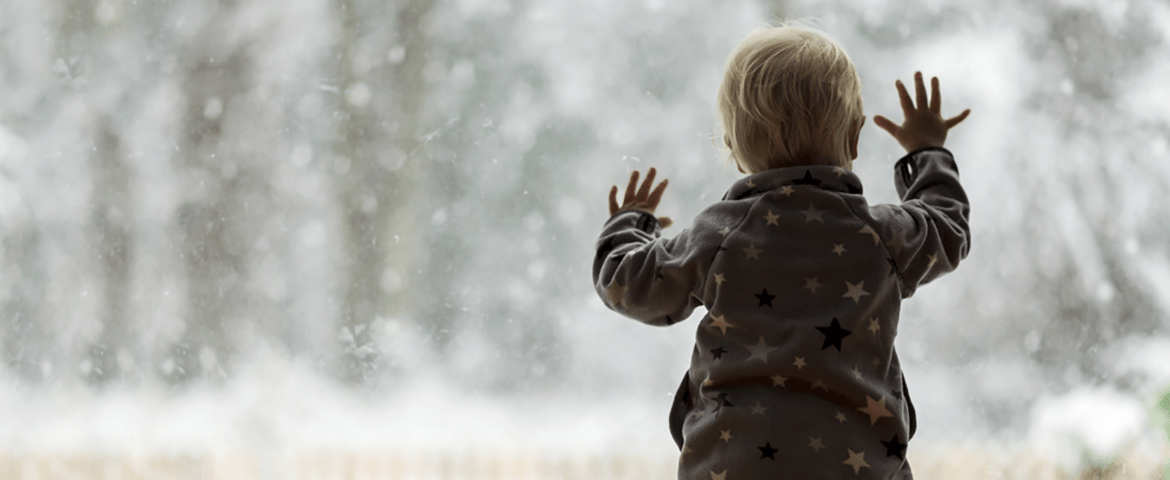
[593,25,971,479]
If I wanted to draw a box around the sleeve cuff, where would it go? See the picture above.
[604,209,662,234]
[894,147,955,187]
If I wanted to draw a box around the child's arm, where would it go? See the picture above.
[593,168,724,326]
[869,73,972,296]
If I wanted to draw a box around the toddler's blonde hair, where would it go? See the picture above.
[717,24,863,173]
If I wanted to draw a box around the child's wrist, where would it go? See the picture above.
[615,206,656,217]
[902,139,945,152]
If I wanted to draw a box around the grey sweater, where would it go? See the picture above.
[593,148,970,479]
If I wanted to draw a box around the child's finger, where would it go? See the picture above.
[944,109,971,128]
[914,72,928,110]
[872,115,900,136]
[608,186,620,215]
[930,76,941,113]
[623,170,640,206]
[638,167,657,200]
[895,80,913,114]
[648,178,669,208]
[657,216,674,229]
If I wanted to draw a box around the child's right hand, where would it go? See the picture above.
[609,167,673,228]
[874,72,971,152]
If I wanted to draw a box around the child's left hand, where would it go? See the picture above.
[608,167,673,228]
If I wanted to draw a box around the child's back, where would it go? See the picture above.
[593,24,971,480]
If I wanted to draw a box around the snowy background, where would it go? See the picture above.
[2,0,1170,477]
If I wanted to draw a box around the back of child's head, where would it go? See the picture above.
[717,24,863,173]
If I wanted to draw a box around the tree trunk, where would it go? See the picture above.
[50,0,138,385]
[86,119,136,384]
[332,0,434,384]
[168,1,258,384]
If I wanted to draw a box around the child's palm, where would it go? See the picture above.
[874,72,970,152]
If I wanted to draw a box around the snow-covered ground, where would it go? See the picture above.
[2,342,1169,479]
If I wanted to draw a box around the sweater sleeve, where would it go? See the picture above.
[868,147,971,298]
[592,208,725,326]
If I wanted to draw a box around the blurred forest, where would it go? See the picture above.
[2,0,1170,452]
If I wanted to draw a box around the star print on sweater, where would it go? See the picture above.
[816,318,852,352]
[802,204,826,223]
[755,289,776,307]
[858,396,894,425]
[715,393,734,409]
[759,442,778,460]
[793,170,822,187]
[750,402,768,415]
[804,277,822,293]
[764,210,780,226]
[743,243,762,260]
[843,281,870,303]
[745,336,777,364]
[593,148,971,479]
[709,314,734,334]
[843,449,871,474]
[882,435,908,460]
[858,225,881,245]
[605,281,627,308]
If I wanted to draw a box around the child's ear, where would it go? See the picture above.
[849,117,865,160]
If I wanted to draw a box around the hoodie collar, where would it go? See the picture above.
[725,165,864,201]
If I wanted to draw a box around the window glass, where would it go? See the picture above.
[0,0,1168,477]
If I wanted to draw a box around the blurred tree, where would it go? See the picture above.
[50,0,141,385]
[86,119,136,385]
[1017,3,1164,386]
[0,6,51,382]
[421,0,602,391]
[0,201,42,381]
[331,0,434,384]
[168,0,273,383]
